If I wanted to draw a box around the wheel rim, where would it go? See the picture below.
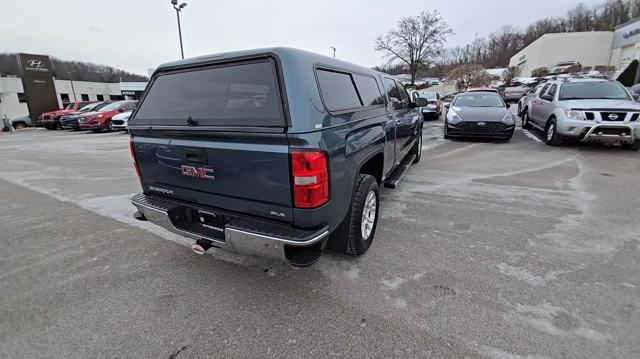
[361,190,377,241]
[107,121,113,131]
[522,113,528,127]
[547,123,555,141]
[417,132,422,157]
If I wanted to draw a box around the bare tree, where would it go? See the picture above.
[375,11,452,85]
[436,0,640,73]
[503,66,522,84]
[447,64,491,91]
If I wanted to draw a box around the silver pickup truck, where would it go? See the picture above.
[521,78,640,150]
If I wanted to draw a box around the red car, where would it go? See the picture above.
[78,101,137,132]
[39,102,94,130]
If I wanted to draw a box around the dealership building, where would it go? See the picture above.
[509,17,640,78]
[0,77,147,121]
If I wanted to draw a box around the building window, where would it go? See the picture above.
[81,94,90,101]
[60,93,70,103]
[96,94,104,101]
[110,95,124,101]
[18,93,27,103]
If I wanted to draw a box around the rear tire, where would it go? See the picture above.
[443,120,451,139]
[345,174,379,256]
[105,120,114,132]
[545,118,564,146]
[522,110,533,130]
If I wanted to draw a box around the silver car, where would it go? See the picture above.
[517,84,543,117]
[522,78,640,149]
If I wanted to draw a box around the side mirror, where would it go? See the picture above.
[633,93,639,101]
[414,97,428,107]
[444,103,450,109]
[506,102,511,108]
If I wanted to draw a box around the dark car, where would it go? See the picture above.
[78,101,137,132]
[60,102,112,130]
[129,47,427,267]
[444,91,515,141]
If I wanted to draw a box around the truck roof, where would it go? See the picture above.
[155,47,382,78]
[148,47,395,133]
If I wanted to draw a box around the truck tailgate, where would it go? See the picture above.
[133,133,293,223]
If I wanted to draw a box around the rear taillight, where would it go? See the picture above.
[291,150,329,209]
[129,137,142,179]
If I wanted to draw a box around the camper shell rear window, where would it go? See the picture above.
[131,59,285,128]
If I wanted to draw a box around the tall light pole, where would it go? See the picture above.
[330,46,336,58]
[171,0,188,59]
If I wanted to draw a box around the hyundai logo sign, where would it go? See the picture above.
[24,58,50,73]
[27,60,44,68]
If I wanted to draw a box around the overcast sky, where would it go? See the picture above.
[3,0,603,75]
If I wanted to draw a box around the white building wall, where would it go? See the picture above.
[509,32,614,76]
[53,80,124,106]
[509,38,545,76]
[0,77,147,120]
[611,18,640,70]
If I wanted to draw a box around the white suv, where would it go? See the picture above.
[521,79,640,150]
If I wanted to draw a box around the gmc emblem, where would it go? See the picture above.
[181,165,215,180]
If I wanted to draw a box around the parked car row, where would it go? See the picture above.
[38,101,93,130]
[440,78,640,150]
[40,100,137,132]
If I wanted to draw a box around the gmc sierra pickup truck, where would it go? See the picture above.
[129,48,427,267]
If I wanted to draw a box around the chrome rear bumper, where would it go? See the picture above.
[131,193,328,265]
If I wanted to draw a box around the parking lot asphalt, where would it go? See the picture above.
[1,120,639,358]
